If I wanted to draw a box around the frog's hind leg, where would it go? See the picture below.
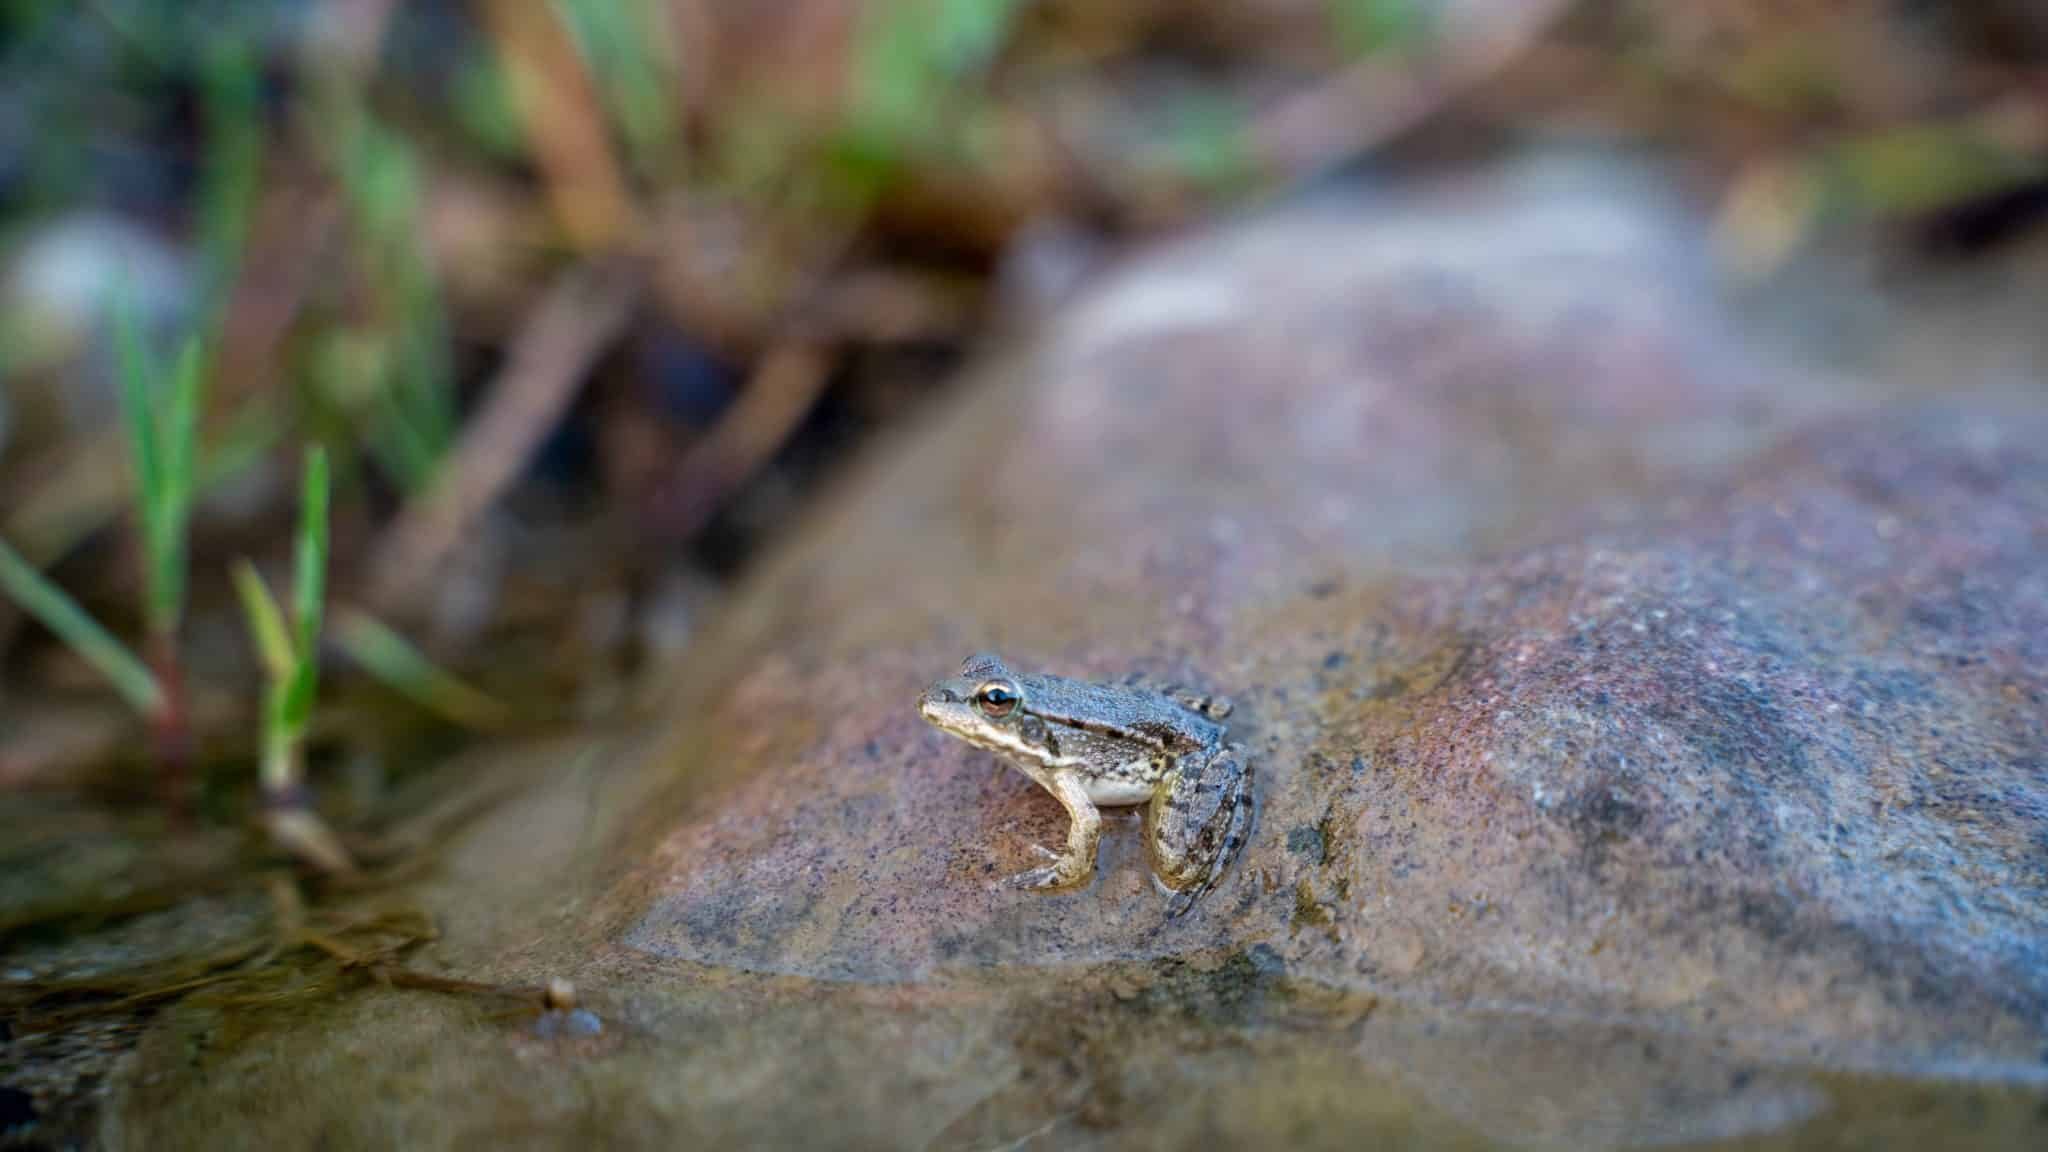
[1145,745,1254,917]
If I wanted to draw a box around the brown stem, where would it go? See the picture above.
[147,633,195,818]
[365,257,641,616]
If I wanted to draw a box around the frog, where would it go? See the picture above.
[917,652,1255,916]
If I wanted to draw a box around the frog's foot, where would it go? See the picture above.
[998,775,1102,894]
[997,846,1091,892]
[1147,745,1255,917]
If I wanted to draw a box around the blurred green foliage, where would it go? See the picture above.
[334,608,509,731]
[831,0,1026,200]
[197,36,265,330]
[1328,0,1432,58]
[554,0,682,180]
[331,112,455,492]
[1830,124,2040,218]
[114,300,204,641]
[234,445,328,796]
[1165,91,1257,198]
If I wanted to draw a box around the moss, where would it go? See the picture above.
[1292,880,1334,932]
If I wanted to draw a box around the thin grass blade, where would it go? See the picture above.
[279,659,319,735]
[199,35,263,325]
[292,446,329,661]
[111,290,167,622]
[197,399,284,492]
[232,559,295,680]
[279,447,331,739]
[333,608,511,731]
[152,337,207,632]
[0,535,164,718]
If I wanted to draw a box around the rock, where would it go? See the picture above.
[1299,408,2048,1061]
[110,156,2048,1149]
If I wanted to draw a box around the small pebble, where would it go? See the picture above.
[533,1009,603,1039]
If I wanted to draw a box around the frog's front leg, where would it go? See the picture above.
[1004,770,1102,891]
[1145,743,1254,916]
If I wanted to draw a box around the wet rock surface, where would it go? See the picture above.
[113,157,2048,1149]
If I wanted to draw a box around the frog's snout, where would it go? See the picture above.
[918,686,959,720]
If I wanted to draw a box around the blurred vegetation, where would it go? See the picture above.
[0,4,2041,1127]
[0,0,2040,776]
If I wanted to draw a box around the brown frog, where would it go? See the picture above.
[918,652,1254,915]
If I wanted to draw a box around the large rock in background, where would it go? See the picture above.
[112,156,2048,1149]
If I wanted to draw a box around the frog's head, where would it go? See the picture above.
[918,652,1037,755]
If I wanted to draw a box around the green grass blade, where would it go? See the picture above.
[279,659,319,734]
[199,36,264,324]
[3,395,279,587]
[333,116,455,491]
[197,399,284,492]
[291,446,329,672]
[164,339,204,513]
[112,291,167,619]
[333,608,511,731]
[152,337,206,632]
[263,675,302,788]
[396,260,456,459]
[371,382,443,492]
[232,559,295,680]
[0,534,164,718]
[113,290,160,496]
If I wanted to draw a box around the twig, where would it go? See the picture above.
[366,257,642,615]
[646,341,833,543]
[210,0,402,405]
[369,967,547,1003]
[7,943,269,1031]
[813,265,980,345]
[478,0,640,250]
[211,181,347,411]
[1250,0,1579,178]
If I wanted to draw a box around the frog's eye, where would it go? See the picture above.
[975,681,1020,718]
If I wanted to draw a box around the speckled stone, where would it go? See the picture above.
[620,393,2048,1074]
[112,157,2048,1150]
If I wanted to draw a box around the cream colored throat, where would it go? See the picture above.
[950,724,1083,772]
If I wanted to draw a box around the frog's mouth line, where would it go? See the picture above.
[945,725,1069,769]
[919,699,1078,773]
